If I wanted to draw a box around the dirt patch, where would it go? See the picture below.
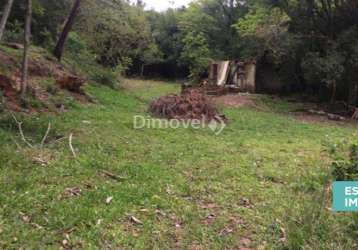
[182,84,228,96]
[211,94,255,108]
[0,50,16,66]
[292,111,358,126]
[0,45,89,113]
[0,74,21,111]
[149,89,227,122]
[0,75,16,96]
[28,59,53,77]
[56,75,86,93]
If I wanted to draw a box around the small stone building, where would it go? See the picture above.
[208,60,256,93]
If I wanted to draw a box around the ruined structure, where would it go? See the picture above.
[208,60,256,93]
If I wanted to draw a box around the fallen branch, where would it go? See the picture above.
[327,113,345,121]
[40,122,51,149]
[308,109,327,116]
[101,170,126,181]
[69,133,77,158]
[39,122,51,161]
[11,113,33,148]
[308,109,345,121]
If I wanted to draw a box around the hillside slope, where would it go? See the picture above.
[0,44,88,113]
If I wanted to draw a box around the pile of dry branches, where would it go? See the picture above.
[149,89,226,122]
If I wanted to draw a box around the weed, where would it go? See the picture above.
[332,143,358,181]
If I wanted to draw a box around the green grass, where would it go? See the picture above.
[0,79,357,249]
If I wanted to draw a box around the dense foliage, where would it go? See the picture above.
[332,143,358,181]
[1,0,358,103]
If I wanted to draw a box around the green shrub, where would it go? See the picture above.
[180,32,210,82]
[46,85,59,95]
[66,32,88,54]
[26,95,45,109]
[3,20,23,43]
[301,50,345,102]
[91,66,123,89]
[39,29,55,50]
[331,143,358,181]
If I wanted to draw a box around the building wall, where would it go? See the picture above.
[209,60,256,93]
[242,63,256,93]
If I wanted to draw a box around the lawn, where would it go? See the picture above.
[0,79,357,249]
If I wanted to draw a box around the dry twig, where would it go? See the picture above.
[69,133,77,158]
[40,122,51,149]
[39,122,51,160]
[11,113,33,148]
[101,170,126,181]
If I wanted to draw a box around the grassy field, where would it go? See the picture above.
[0,79,357,249]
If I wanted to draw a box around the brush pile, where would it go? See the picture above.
[149,89,226,122]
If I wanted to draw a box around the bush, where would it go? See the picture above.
[61,33,123,90]
[39,29,55,50]
[91,66,123,89]
[331,143,358,181]
[3,20,23,43]
[301,51,345,88]
[66,32,88,54]
[180,32,210,82]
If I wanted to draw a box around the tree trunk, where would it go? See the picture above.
[141,64,145,77]
[0,0,14,42]
[330,80,337,105]
[20,0,32,100]
[348,81,358,106]
[54,0,82,61]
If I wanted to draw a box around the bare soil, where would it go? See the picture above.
[0,74,21,111]
[0,46,88,113]
[210,94,255,108]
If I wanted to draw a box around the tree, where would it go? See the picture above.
[77,0,157,72]
[179,0,247,58]
[0,0,14,41]
[54,0,82,60]
[21,0,32,99]
[279,0,358,102]
[338,27,358,105]
[234,6,292,60]
[139,43,163,77]
[0,0,71,46]
[180,32,211,81]
[145,9,185,76]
